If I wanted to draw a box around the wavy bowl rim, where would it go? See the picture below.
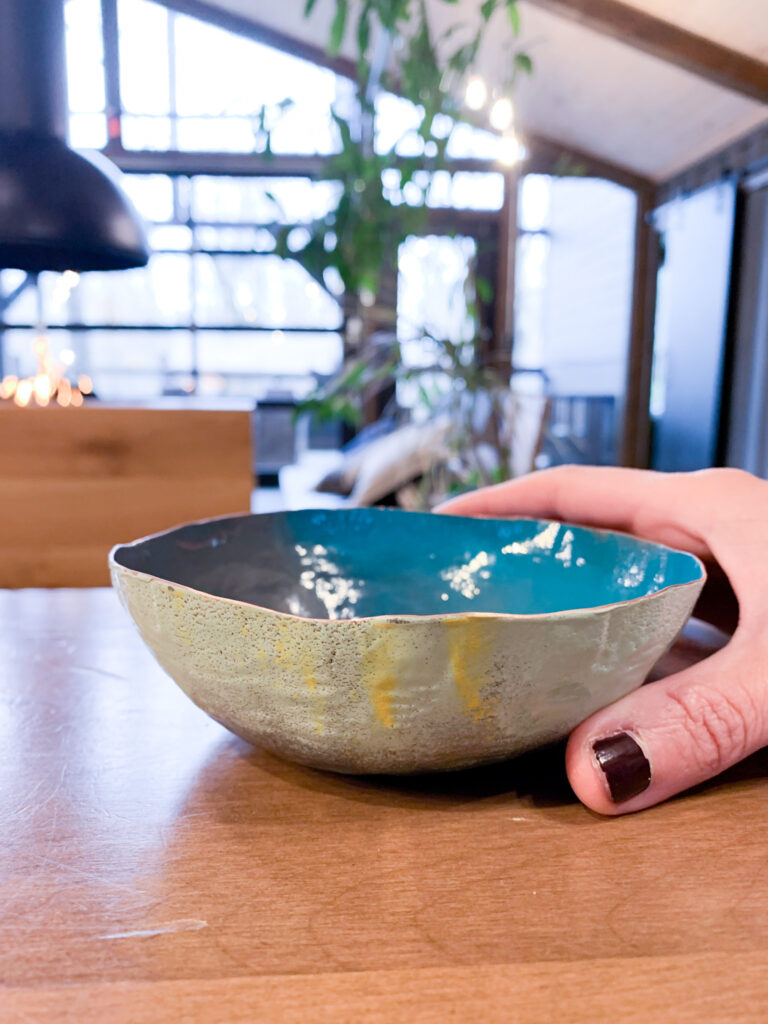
[108,508,707,625]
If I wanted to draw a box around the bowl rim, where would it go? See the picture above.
[108,508,707,624]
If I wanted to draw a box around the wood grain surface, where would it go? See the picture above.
[2,589,766,1022]
[0,406,253,588]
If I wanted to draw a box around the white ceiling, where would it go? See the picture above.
[203,0,768,182]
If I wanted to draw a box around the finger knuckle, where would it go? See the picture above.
[667,686,756,775]
[692,467,750,487]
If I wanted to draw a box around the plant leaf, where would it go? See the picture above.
[304,0,318,15]
[506,1,520,35]
[357,1,371,57]
[329,0,349,55]
[481,0,496,22]
[514,51,533,74]
[475,275,494,303]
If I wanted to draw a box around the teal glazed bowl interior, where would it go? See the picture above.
[110,508,706,774]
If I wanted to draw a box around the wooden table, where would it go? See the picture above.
[3,589,767,1022]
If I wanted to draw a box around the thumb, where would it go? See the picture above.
[565,634,768,814]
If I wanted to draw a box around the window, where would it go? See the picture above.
[116,0,349,154]
[515,174,636,465]
[34,0,511,411]
[396,235,477,414]
[65,0,108,148]
[0,174,344,402]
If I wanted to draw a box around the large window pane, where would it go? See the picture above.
[397,235,476,412]
[69,257,192,326]
[86,329,194,399]
[65,0,105,113]
[398,235,476,346]
[65,0,106,148]
[519,174,551,232]
[514,233,550,370]
[1,328,190,400]
[116,0,348,154]
[374,93,503,162]
[190,177,341,224]
[2,327,342,403]
[68,113,108,149]
[120,174,176,222]
[192,255,342,329]
[121,116,173,151]
[118,0,171,115]
[194,226,276,253]
[197,331,342,380]
[6,260,193,328]
[382,169,504,211]
[515,174,636,466]
[176,118,258,153]
[173,12,341,155]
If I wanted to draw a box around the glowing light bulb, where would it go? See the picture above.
[498,133,524,166]
[465,76,487,111]
[57,378,72,407]
[33,373,53,406]
[489,97,514,131]
[14,379,33,407]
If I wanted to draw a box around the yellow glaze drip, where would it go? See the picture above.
[273,621,287,664]
[280,630,324,731]
[171,591,192,646]
[446,619,491,722]
[362,630,398,729]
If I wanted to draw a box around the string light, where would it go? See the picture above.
[489,97,514,131]
[498,133,524,166]
[465,75,488,110]
[0,273,89,408]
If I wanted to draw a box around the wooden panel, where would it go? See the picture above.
[1,588,766,1021]
[620,187,658,467]
[0,405,253,587]
[525,0,768,103]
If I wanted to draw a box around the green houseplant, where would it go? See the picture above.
[270,0,536,505]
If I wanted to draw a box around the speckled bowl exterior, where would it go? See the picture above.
[109,510,705,774]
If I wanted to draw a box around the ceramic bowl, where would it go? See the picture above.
[110,508,705,774]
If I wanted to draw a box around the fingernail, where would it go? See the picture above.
[592,733,651,804]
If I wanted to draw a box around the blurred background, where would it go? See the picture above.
[1,0,767,583]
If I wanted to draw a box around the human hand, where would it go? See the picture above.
[439,466,768,814]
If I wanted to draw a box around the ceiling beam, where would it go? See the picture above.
[524,131,653,192]
[524,0,768,104]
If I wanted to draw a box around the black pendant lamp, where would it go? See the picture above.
[0,0,149,272]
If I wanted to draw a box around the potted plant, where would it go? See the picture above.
[269,0,537,506]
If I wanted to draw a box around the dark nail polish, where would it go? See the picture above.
[593,733,651,804]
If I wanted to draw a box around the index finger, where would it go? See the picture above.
[438,466,711,558]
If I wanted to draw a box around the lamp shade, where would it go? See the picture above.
[0,0,150,273]
[0,134,150,272]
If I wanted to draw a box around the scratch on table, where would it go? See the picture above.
[98,918,208,940]
[37,855,145,896]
